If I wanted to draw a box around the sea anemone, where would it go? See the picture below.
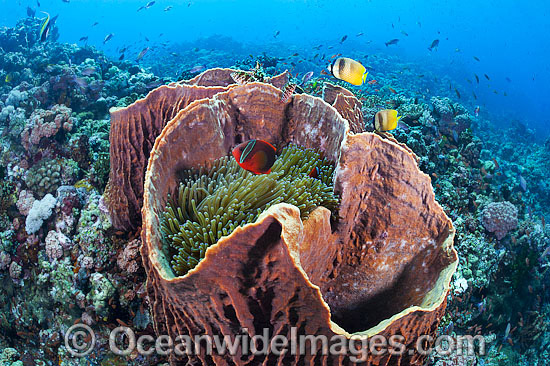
[160,144,338,276]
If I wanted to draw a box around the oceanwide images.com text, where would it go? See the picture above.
[65,324,486,360]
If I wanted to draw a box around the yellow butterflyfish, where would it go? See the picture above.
[373,109,401,132]
[328,57,368,86]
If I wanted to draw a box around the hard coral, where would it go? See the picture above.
[482,201,518,240]
[25,194,57,235]
[136,80,457,365]
[25,158,79,199]
[20,104,74,152]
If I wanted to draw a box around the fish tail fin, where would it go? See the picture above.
[362,71,368,84]
[397,115,402,121]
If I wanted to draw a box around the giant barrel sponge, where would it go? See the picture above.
[126,77,459,365]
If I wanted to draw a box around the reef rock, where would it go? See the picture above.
[140,81,457,365]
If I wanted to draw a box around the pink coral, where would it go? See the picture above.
[482,201,518,240]
[117,239,141,273]
[16,190,35,216]
[9,261,22,279]
[20,104,74,151]
[79,255,94,270]
[45,230,72,261]
[0,252,11,270]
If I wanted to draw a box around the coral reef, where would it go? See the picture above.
[0,14,548,366]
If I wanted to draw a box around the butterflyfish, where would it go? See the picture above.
[328,57,368,86]
[373,109,401,132]
[232,139,277,175]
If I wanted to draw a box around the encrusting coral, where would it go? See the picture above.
[130,77,458,365]
[161,144,338,275]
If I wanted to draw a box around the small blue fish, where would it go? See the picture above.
[452,130,459,143]
[39,12,51,42]
[103,33,114,44]
[301,71,314,85]
[519,174,527,192]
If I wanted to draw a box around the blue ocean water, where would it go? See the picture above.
[1,0,548,136]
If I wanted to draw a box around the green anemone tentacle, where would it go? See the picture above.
[160,144,339,276]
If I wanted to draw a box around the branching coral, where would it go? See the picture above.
[161,145,338,275]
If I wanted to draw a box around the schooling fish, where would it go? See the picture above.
[401,30,408,36]
[301,71,314,85]
[519,174,527,192]
[103,33,114,44]
[274,30,280,38]
[189,65,206,73]
[484,74,490,80]
[232,139,277,175]
[39,12,51,42]
[340,35,348,44]
[373,109,401,132]
[145,1,156,8]
[164,5,173,11]
[474,74,479,83]
[455,88,461,99]
[428,39,439,51]
[328,57,368,86]
[136,47,150,61]
[81,67,96,76]
[474,106,480,117]
[26,6,36,18]
[473,56,480,61]
[79,36,88,42]
[385,38,399,46]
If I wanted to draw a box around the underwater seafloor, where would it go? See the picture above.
[0,17,549,366]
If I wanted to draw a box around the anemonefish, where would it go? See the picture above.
[232,139,277,175]
[308,166,320,178]
[373,109,401,132]
[328,57,368,86]
[39,12,51,42]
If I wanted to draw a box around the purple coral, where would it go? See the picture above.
[482,201,518,240]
